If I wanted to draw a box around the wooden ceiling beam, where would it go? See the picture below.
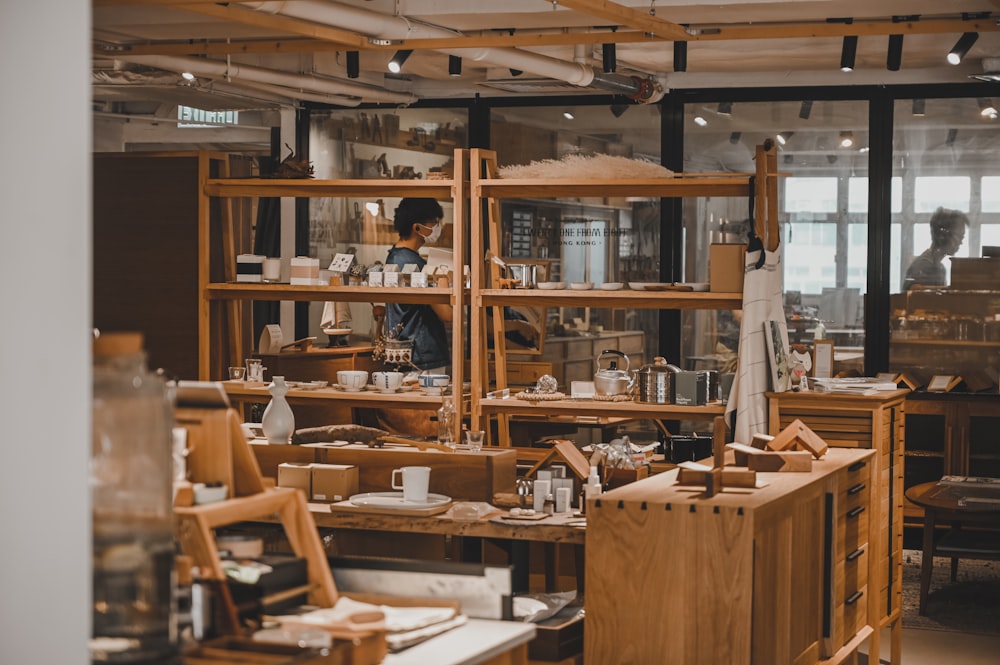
[693,18,1000,41]
[550,0,690,40]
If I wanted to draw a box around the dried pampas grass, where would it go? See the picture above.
[499,153,674,180]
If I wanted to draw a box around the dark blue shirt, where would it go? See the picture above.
[385,245,450,369]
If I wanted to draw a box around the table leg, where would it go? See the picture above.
[919,509,936,615]
[510,541,529,593]
[544,542,558,592]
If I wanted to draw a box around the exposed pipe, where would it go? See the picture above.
[119,54,416,105]
[242,0,663,102]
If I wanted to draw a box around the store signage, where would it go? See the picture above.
[177,105,240,128]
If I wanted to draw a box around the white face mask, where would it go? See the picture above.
[418,222,443,244]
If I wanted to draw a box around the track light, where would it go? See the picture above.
[729,132,742,144]
[912,98,926,116]
[509,68,523,77]
[387,49,412,74]
[776,131,794,145]
[602,43,617,73]
[839,131,855,148]
[562,110,575,120]
[887,34,903,71]
[610,103,629,118]
[978,98,998,120]
[673,41,687,73]
[346,51,360,79]
[181,71,196,81]
[840,35,858,72]
[694,115,708,127]
[448,55,462,77]
[799,100,813,120]
[946,128,958,146]
[827,154,838,165]
[717,101,733,116]
[947,32,978,65]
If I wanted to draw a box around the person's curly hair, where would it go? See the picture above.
[929,207,968,248]
[393,198,444,238]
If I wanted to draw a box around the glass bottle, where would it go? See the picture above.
[437,397,456,449]
[91,332,177,664]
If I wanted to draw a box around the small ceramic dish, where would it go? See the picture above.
[569,281,593,290]
[600,282,624,290]
[537,281,567,290]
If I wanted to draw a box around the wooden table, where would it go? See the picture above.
[381,619,535,665]
[904,480,1000,615]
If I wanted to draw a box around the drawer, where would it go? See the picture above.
[837,503,869,554]
[837,584,869,641]
[842,544,869,593]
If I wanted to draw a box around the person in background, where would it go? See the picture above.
[903,207,969,291]
[385,198,452,372]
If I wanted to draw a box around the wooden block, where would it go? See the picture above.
[746,450,813,472]
[765,418,828,458]
[726,442,760,467]
[676,466,757,488]
[526,440,592,481]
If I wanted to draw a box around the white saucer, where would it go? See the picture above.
[628,282,668,290]
[349,492,451,510]
[569,282,593,290]
[600,282,624,290]
[537,281,567,290]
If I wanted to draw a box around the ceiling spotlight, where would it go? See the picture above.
[610,103,630,118]
[979,98,998,119]
[859,145,870,153]
[181,71,196,81]
[776,131,794,146]
[840,35,858,72]
[448,55,462,77]
[729,131,742,144]
[887,34,904,71]
[946,128,958,146]
[387,49,412,74]
[563,110,575,120]
[839,131,855,148]
[947,32,978,65]
[509,68,523,77]
[912,98,926,116]
[717,101,733,116]
[799,100,813,120]
[827,155,839,165]
[673,41,687,73]
[602,43,617,73]
[694,115,708,127]
[346,51,360,79]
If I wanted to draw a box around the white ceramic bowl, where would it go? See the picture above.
[537,281,567,290]
[569,281,593,290]
[337,370,369,391]
[600,282,624,290]
[419,373,451,388]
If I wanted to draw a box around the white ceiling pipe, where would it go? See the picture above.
[216,78,363,107]
[121,54,416,104]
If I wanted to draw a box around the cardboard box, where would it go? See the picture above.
[236,254,265,283]
[710,243,746,292]
[277,462,312,497]
[311,463,359,502]
[290,256,320,285]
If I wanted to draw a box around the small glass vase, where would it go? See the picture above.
[262,375,295,444]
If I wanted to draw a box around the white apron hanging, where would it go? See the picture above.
[725,246,790,444]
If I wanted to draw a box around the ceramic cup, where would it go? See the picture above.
[391,465,431,503]
[372,371,404,393]
[418,374,450,393]
[337,370,369,392]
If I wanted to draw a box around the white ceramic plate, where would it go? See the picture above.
[682,282,710,292]
[628,282,668,290]
[537,281,567,290]
[349,492,451,510]
[569,282,593,290]
[600,282,624,290]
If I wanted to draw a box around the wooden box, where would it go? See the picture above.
[710,243,747,293]
[305,444,517,502]
[528,603,584,662]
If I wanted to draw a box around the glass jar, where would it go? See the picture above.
[91,332,177,664]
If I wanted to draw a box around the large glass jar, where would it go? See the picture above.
[91,332,177,664]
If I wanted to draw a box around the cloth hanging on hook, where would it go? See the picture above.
[745,176,765,269]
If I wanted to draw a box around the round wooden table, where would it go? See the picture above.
[905,480,1000,615]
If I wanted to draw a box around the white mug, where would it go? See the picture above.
[337,370,368,392]
[391,465,431,503]
[372,371,404,393]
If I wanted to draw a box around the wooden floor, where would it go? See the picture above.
[863,627,1000,665]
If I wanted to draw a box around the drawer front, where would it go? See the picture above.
[843,544,869,595]
[838,584,869,640]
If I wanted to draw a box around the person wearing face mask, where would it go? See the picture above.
[384,198,452,371]
[903,207,969,291]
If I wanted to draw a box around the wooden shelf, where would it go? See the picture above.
[891,338,1000,347]
[479,396,725,421]
[478,288,741,310]
[223,381,452,409]
[474,175,756,199]
[204,177,455,199]
[206,283,453,304]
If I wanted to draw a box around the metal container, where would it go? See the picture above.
[635,356,679,404]
[507,264,537,289]
[699,369,720,402]
[593,349,634,396]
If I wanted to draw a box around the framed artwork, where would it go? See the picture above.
[813,340,834,378]
[764,319,790,392]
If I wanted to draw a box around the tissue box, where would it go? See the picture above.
[277,462,312,497]
[236,254,265,283]
[290,256,320,285]
[311,463,359,502]
[709,243,746,292]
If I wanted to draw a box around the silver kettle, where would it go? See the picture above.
[635,356,680,404]
[594,349,635,397]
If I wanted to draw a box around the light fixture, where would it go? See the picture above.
[799,100,813,120]
[673,41,687,72]
[602,43,617,73]
[946,128,958,146]
[827,154,839,165]
[978,98,998,119]
[912,98,926,116]
[610,103,629,118]
[562,110,575,120]
[947,32,978,65]
[694,115,708,127]
[717,101,733,116]
[346,51,360,79]
[365,201,381,215]
[729,131,742,144]
[448,55,462,77]
[839,131,855,148]
[887,34,904,71]
[776,131,794,146]
[509,68,523,77]
[840,35,858,72]
[181,71,196,81]
[387,49,412,74]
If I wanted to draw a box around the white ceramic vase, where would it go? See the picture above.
[262,375,295,444]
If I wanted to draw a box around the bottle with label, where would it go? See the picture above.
[437,397,456,449]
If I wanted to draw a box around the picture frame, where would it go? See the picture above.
[764,319,790,392]
[812,340,834,378]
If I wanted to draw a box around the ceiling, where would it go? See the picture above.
[93,0,1000,117]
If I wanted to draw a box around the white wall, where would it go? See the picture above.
[1,1,91,663]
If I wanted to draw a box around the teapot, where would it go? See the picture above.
[593,349,635,397]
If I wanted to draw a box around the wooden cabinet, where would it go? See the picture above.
[196,151,469,434]
[767,389,907,665]
[467,143,779,442]
[537,330,645,386]
[585,447,876,665]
